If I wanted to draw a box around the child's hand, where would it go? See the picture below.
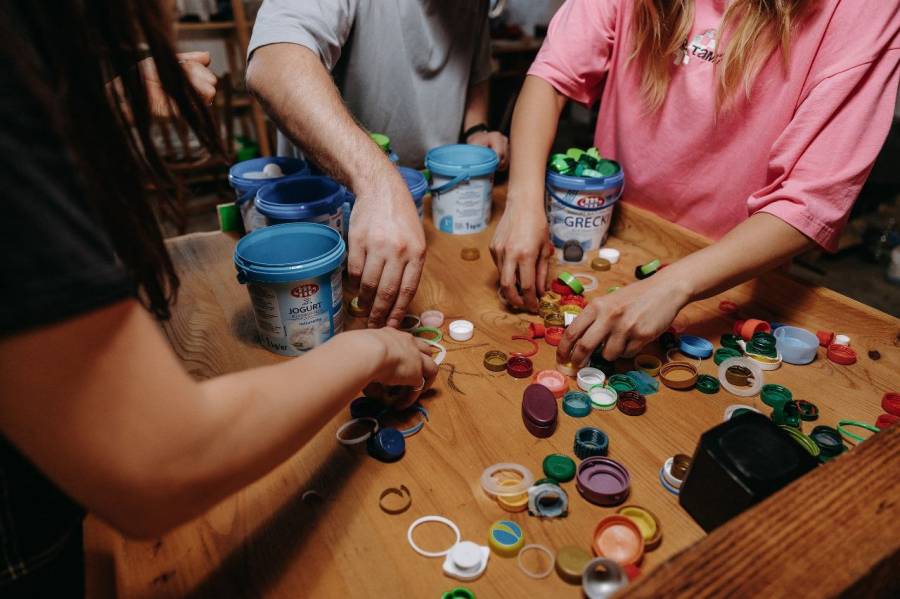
[556,274,692,366]
[359,329,438,409]
[490,199,554,312]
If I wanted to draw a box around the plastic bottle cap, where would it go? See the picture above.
[366,427,406,462]
[543,454,577,482]
[555,545,593,584]
[617,506,661,548]
[598,248,621,264]
[591,257,612,271]
[827,343,857,365]
[507,356,535,378]
[833,334,851,346]
[592,516,645,565]
[563,391,592,417]
[577,367,607,391]
[483,350,509,372]
[488,520,525,557]
[449,320,474,342]
[460,247,480,261]
[557,272,585,295]
[420,309,445,328]
[589,385,618,410]
[534,370,569,397]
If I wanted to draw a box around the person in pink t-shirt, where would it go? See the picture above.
[492,0,900,366]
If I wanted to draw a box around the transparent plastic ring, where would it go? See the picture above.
[480,463,535,498]
[336,417,380,445]
[517,544,555,579]
[718,357,764,397]
[407,515,461,558]
[572,273,599,292]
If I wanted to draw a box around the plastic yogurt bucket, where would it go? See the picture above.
[234,223,346,356]
[545,165,625,252]
[254,176,345,234]
[426,144,499,234]
[398,166,427,221]
[228,157,309,232]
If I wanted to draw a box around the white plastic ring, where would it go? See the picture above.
[718,357,765,397]
[449,320,475,342]
[480,463,535,498]
[833,334,851,346]
[407,515,461,558]
[420,309,445,328]
[723,404,763,421]
[335,417,379,445]
[517,544,555,579]
[430,342,447,366]
[572,273,599,292]
[598,248,621,264]
[577,367,606,391]
[745,352,783,371]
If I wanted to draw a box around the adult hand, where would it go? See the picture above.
[468,130,510,171]
[348,171,426,329]
[556,273,693,367]
[140,51,217,117]
[360,329,438,410]
[490,199,554,312]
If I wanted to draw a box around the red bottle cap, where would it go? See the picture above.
[545,327,565,347]
[528,322,546,339]
[881,392,900,416]
[507,356,534,378]
[550,279,572,296]
[826,343,857,365]
[816,330,834,347]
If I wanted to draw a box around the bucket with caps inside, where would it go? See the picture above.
[426,144,499,234]
[228,156,310,232]
[253,176,346,236]
[371,132,400,165]
[545,148,624,253]
[234,223,346,356]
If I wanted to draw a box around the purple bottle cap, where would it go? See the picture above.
[522,384,557,426]
[576,457,631,505]
[524,418,557,439]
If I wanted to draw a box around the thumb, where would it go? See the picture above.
[177,51,211,66]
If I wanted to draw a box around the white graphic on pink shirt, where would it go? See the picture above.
[675,29,722,65]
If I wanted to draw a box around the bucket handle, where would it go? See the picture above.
[430,173,469,195]
[547,178,625,211]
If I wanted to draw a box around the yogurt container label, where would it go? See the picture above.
[545,187,618,251]
[432,175,493,234]
[246,269,343,356]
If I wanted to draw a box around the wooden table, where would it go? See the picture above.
[84,187,900,598]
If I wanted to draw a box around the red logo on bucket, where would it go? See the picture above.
[291,283,320,298]
[576,195,607,209]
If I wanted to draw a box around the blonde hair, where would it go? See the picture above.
[631,0,813,110]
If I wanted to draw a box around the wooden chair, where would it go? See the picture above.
[152,74,235,234]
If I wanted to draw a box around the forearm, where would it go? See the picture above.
[463,80,490,131]
[653,213,816,303]
[507,76,566,208]
[246,43,395,192]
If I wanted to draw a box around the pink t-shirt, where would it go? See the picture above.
[529,0,900,251]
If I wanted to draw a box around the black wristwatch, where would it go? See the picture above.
[462,123,489,142]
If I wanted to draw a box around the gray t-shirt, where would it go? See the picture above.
[248,0,493,168]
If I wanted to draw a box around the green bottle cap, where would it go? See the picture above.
[369,132,391,152]
[542,454,576,483]
[586,147,601,160]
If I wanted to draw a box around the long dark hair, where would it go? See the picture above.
[1,1,221,318]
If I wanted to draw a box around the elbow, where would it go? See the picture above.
[95,463,214,540]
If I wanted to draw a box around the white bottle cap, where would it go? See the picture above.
[598,248,620,264]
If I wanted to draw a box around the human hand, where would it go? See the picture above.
[467,130,509,170]
[556,273,693,366]
[490,198,554,312]
[140,51,217,118]
[348,170,426,329]
[359,329,438,409]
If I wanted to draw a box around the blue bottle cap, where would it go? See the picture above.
[367,428,406,462]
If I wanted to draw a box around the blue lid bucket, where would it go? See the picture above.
[426,144,499,234]
[255,176,345,231]
[228,157,309,206]
[234,223,346,356]
[229,157,310,232]
[398,166,428,221]
[545,163,625,252]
